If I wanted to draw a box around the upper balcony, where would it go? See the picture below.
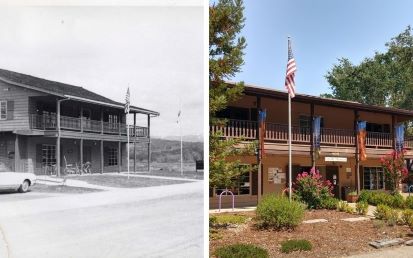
[29,114,148,138]
[210,119,413,149]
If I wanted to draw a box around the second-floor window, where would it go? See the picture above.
[109,115,119,129]
[366,123,390,133]
[0,101,6,120]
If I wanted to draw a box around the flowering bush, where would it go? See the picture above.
[380,149,408,193]
[293,168,333,209]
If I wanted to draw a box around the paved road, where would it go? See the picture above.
[0,181,203,258]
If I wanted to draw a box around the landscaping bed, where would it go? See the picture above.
[70,175,191,188]
[210,209,412,257]
[31,184,102,194]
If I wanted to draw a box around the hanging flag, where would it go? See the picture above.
[258,109,267,160]
[357,121,367,161]
[395,123,405,152]
[177,110,181,124]
[313,116,321,159]
[285,37,297,98]
[125,87,130,114]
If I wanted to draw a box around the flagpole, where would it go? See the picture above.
[288,93,292,202]
[127,114,130,179]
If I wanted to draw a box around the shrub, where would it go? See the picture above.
[405,196,413,209]
[358,190,405,208]
[281,239,312,253]
[215,244,268,258]
[408,217,413,231]
[374,204,391,220]
[213,214,248,225]
[210,216,217,227]
[356,201,369,215]
[337,201,350,212]
[386,209,399,226]
[256,194,305,229]
[380,149,408,193]
[293,168,333,209]
[402,209,413,225]
[320,197,339,210]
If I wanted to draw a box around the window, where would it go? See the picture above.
[216,106,250,121]
[109,114,119,129]
[214,166,252,196]
[366,122,390,133]
[42,145,56,167]
[108,148,118,166]
[0,101,6,120]
[299,115,324,129]
[363,167,385,190]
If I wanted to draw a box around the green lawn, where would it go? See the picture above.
[32,184,102,194]
[70,175,191,188]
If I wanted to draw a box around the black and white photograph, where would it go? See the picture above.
[0,1,204,257]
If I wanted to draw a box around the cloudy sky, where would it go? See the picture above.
[0,4,203,139]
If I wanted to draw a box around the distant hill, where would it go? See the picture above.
[130,138,203,163]
[160,134,204,142]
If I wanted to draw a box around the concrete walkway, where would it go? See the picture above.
[36,176,118,191]
[209,206,256,214]
[347,245,413,258]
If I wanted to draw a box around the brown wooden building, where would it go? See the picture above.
[210,83,413,208]
[0,69,159,175]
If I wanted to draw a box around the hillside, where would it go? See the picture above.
[131,138,203,163]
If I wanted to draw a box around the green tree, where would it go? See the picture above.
[324,26,413,110]
[209,0,254,190]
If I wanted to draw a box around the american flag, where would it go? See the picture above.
[285,37,297,98]
[125,87,130,114]
[177,110,181,124]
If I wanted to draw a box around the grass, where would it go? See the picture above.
[214,244,268,258]
[210,214,249,226]
[70,175,191,188]
[31,184,102,194]
[281,239,312,253]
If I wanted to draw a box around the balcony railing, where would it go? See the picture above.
[29,114,148,138]
[210,119,408,149]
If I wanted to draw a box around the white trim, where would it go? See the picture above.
[0,100,7,120]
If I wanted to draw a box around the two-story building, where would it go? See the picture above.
[210,83,413,208]
[0,68,159,176]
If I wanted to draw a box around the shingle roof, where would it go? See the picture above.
[226,82,413,117]
[0,68,159,116]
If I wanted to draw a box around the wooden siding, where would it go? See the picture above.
[0,81,46,132]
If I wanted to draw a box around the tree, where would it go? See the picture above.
[209,0,254,190]
[324,26,413,110]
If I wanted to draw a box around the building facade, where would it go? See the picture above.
[210,84,413,208]
[0,69,159,175]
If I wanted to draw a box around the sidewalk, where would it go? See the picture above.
[209,206,256,214]
[36,176,118,191]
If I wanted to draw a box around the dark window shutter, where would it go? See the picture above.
[36,144,43,168]
[7,100,14,120]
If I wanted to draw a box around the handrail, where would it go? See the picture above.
[29,114,148,137]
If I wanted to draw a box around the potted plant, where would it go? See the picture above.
[346,190,358,203]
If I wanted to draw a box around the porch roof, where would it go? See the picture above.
[231,82,413,117]
[0,68,159,116]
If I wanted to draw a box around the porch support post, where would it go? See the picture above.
[392,115,396,150]
[80,138,83,174]
[118,141,121,173]
[14,134,20,172]
[80,106,83,132]
[134,112,137,173]
[147,114,151,172]
[354,110,360,194]
[310,103,315,168]
[256,96,262,202]
[100,108,104,134]
[56,99,61,177]
[100,140,104,174]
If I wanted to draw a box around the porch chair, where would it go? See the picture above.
[63,156,79,175]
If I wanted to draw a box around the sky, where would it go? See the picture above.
[233,0,413,96]
[0,4,203,139]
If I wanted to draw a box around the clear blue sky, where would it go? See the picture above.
[232,0,413,96]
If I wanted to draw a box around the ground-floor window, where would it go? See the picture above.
[363,167,385,190]
[213,169,252,196]
[42,144,56,167]
[108,147,118,166]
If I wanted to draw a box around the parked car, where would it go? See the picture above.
[0,172,36,193]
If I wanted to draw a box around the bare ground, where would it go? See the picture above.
[210,210,412,258]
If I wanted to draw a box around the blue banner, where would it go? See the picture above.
[395,123,405,152]
[313,116,321,158]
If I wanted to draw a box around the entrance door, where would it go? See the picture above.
[326,166,339,198]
